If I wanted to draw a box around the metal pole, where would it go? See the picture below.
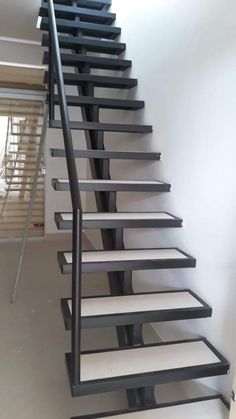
[10,105,48,303]
[71,208,82,385]
[48,27,55,121]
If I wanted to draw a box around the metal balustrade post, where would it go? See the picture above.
[71,208,83,385]
[48,28,55,121]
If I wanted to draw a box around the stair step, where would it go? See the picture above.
[42,34,125,55]
[50,149,160,160]
[65,338,229,396]
[54,0,111,9]
[41,17,121,39]
[52,95,144,110]
[43,52,131,70]
[7,167,40,173]
[12,123,43,128]
[57,248,196,274]
[40,3,116,25]
[6,188,43,192]
[10,143,39,148]
[71,396,229,419]
[45,73,137,89]
[5,180,43,185]
[49,120,152,134]
[8,159,38,163]
[5,113,43,118]
[11,133,41,137]
[8,151,38,156]
[61,289,211,329]
[55,212,182,230]
[39,2,116,25]
[52,178,170,192]
[54,0,111,10]
[6,174,41,179]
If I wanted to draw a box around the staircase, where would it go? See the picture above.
[0,107,44,238]
[39,0,230,417]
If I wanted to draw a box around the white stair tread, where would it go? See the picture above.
[58,179,164,185]
[80,340,221,382]
[61,212,175,221]
[64,248,188,264]
[95,399,228,419]
[68,291,204,317]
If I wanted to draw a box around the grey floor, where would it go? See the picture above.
[0,238,219,419]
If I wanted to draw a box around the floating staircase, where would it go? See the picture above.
[39,0,230,417]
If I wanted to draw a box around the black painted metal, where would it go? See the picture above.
[50,148,160,160]
[51,95,145,110]
[47,0,83,387]
[54,211,183,230]
[52,178,170,192]
[43,51,131,70]
[45,72,137,89]
[57,247,196,274]
[70,395,229,419]
[41,17,121,38]
[53,0,111,11]
[60,289,212,330]
[50,119,152,133]
[42,34,126,55]
[65,338,229,397]
[48,29,55,121]
[40,3,116,24]
[42,1,229,416]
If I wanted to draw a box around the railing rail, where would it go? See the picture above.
[47,0,83,386]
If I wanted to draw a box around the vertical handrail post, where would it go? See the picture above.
[71,208,82,385]
[48,28,55,121]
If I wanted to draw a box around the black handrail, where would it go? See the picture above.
[47,0,81,211]
[47,0,82,386]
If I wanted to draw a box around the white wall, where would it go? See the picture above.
[86,0,236,398]
[0,38,43,66]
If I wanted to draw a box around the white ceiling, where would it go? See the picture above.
[0,0,42,41]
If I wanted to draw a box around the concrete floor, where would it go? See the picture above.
[0,237,220,419]
[0,238,129,419]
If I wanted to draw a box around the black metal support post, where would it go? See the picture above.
[48,28,55,121]
[72,208,83,385]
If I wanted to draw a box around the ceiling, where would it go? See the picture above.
[0,0,42,41]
